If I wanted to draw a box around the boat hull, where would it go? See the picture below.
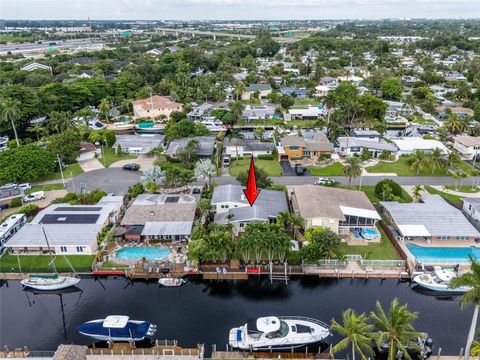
[158,278,186,287]
[21,276,80,291]
[76,319,155,342]
[413,275,470,294]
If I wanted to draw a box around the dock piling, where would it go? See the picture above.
[437,347,442,360]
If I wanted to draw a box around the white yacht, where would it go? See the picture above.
[200,118,226,133]
[229,316,331,351]
[413,266,471,294]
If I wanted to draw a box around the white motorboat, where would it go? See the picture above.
[229,316,331,351]
[413,266,471,294]
[159,278,186,287]
[77,315,156,342]
[21,275,80,291]
[200,118,227,133]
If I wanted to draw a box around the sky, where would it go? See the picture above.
[1,0,479,20]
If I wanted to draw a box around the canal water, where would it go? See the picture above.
[0,276,473,354]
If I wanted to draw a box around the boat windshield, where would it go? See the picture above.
[265,321,289,339]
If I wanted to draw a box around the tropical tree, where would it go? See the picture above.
[409,150,427,175]
[412,185,423,202]
[140,165,166,192]
[99,98,111,122]
[428,147,445,175]
[276,211,304,236]
[227,130,245,160]
[343,156,362,186]
[323,92,336,124]
[370,298,424,360]
[228,101,244,123]
[446,150,461,170]
[178,139,199,168]
[234,82,247,101]
[444,113,464,134]
[75,106,95,128]
[27,123,47,142]
[453,171,469,191]
[331,309,374,360]
[0,98,21,147]
[301,227,341,260]
[450,256,480,360]
[195,159,216,189]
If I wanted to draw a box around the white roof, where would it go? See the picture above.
[398,224,431,237]
[0,214,25,238]
[288,107,323,117]
[339,206,381,220]
[392,138,449,153]
[103,316,129,328]
[256,317,281,333]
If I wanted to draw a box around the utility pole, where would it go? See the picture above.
[57,154,65,187]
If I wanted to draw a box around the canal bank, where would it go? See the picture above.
[0,276,473,356]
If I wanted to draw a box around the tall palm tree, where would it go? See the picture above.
[331,309,374,360]
[450,256,480,360]
[412,185,423,202]
[323,92,337,124]
[428,147,444,175]
[234,82,246,101]
[75,106,95,128]
[446,150,461,171]
[444,113,464,134]
[228,101,244,123]
[0,98,21,147]
[27,123,46,142]
[99,98,111,122]
[409,150,427,175]
[343,156,362,186]
[370,298,424,360]
[195,159,216,189]
[227,130,245,160]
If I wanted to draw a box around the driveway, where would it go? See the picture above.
[78,158,104,172]
[0,189,67,218]
[67,168,141,195]
[110,155,155,170]
[279,160,312,176]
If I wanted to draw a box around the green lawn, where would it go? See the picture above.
[425,186,464,205]
[26,183,65,194]
[0,254,95,273]
[338,227,401,260]
[100,148,136,167]
[294,99,321,106]
[338,185,412,205]
[367,156,475,176]
[444,184,480,193]
[35,164,84,182]
[309,162,344,176]
[284,120,318,128]
[230,157,283,177]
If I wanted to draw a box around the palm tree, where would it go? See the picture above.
[453,171,469,191]
[323,92,336,124]
[99,98,111,122]
[234,82,246,101]
[27,123,46,142]
[195,159,216,189]
[228,101,244,123]
[412,185,423,202]
[227,130,245,160]
[331,309,374,360]
[0,98,21,147]
[343,156,362,186]
[140,165,165,186]
[444,113,464,134]
[370,298,424,360]
[409,150,427,175]
[450,256,480,360]
[428,147,444,175]
[446,150,461,171]
[75,106,95,128]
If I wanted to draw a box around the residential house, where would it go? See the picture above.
[291,185,381,235]
[20,61,52,73]
[243,84,272,100]
[146,48,163,56]
[211,185,288,234]
[71,56,99,65]
[391,137,449,155]
[385,100,415,117]
[5,198,122,255]
[286,106,325,121]
[223,138,274,159]
[114,134,165,155]
[165,136,215,158]
[167,45,181,53]
[278,134,333,161]
[242,105,276,122]
[120,194,198,242]
[280,87,308,99]
[187,102,214,121]
[453,135,480,160]
[76,142,97,162]
[445,73,466,81]
[463,198,480,224]
[381,195,480,244]
[336,137,397,158]
[132,95,183,120]
[351,130,381,141]
[436,106,474,120]
[233,70,248,81]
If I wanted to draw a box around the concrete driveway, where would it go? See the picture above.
[78,158,104,172]
[67,168,141,195]
[110,155,155,170]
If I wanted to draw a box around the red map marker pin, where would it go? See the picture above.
[243,157,261,207]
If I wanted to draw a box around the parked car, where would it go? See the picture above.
[315,177,335,186]
[294,164,305,176]
[0,183,18,190]
[18,183,32,191]
[23,191,45,203]
[122,163,140,171]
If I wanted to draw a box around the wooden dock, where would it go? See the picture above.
[203,272,249,280]
[212,351,331,359]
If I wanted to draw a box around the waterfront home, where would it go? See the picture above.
[223,138,274,159]
[132,95,183,120]
[242,84,272,100]
[286,106,325,121]
[336,137,397,158]
[113,134,165,155]
[391,137,449,155]
[351,129,381,141]
[165,136,215,158]
[20,61,52,73]
[242,105,276,122]
[211,184,288,235]
[280,87,308,99]
[5,198,122,255]
[462,198,480,223]
[277,134,333,161]
[187,102,214,121]
[453,135,480,160]
[436,106,474,120]
[290,185,381,236]
[381,195,480,244]
[120,194,198,242]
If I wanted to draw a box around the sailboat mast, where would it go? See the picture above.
[41,224,57,274]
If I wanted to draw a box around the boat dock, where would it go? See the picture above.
[212,351,331,359]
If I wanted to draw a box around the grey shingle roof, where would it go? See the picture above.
[381,195,480,237]
[165,136,215,157]
[223,138,274,152]
[337,137,397,152]
[113,134,165,153]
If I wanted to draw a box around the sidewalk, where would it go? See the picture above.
[430,185,480,198]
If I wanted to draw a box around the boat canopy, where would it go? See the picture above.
[103,316,130,328]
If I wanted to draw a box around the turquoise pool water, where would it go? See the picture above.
[116,246,171,260]
[406,243,480,263]
[138,121,154,128]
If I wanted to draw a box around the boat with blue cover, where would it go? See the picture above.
[76,315,157,342]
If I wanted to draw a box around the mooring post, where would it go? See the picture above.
[437,347,442,360]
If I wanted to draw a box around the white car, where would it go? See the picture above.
[18,183,32,191]
[23,191,45,203]
[314,177,335,186]
[0,182,18,190]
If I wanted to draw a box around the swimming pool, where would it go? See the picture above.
[406,243,480,264]
[361,229,378,240]
[116,246,171,260]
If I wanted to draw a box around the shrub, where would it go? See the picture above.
[375,179,403,198]
[379,150,395,161]
[10,198,22,208]
[51,192,79,204]
[128,183,144,198]
[18,203,39,215]
[257,154,274,160]
[102,130,116,147]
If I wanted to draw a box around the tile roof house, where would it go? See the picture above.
[223,138,274,159]
[291,185,380,236]
[211,185,288,234]
[381,195,480,243]
[453,136,480,160]
[113,134,165,155]
[278,134,333,161]
[120,194,198,242]
[132,95,183,120]
[165,136,215,158]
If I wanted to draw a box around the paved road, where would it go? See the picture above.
[66,168,141,194]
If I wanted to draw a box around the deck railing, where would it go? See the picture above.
[361,259,406,268]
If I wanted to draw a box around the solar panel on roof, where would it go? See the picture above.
[165,197,180,203]
[54,207,102,212]
[40,214,100,224]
